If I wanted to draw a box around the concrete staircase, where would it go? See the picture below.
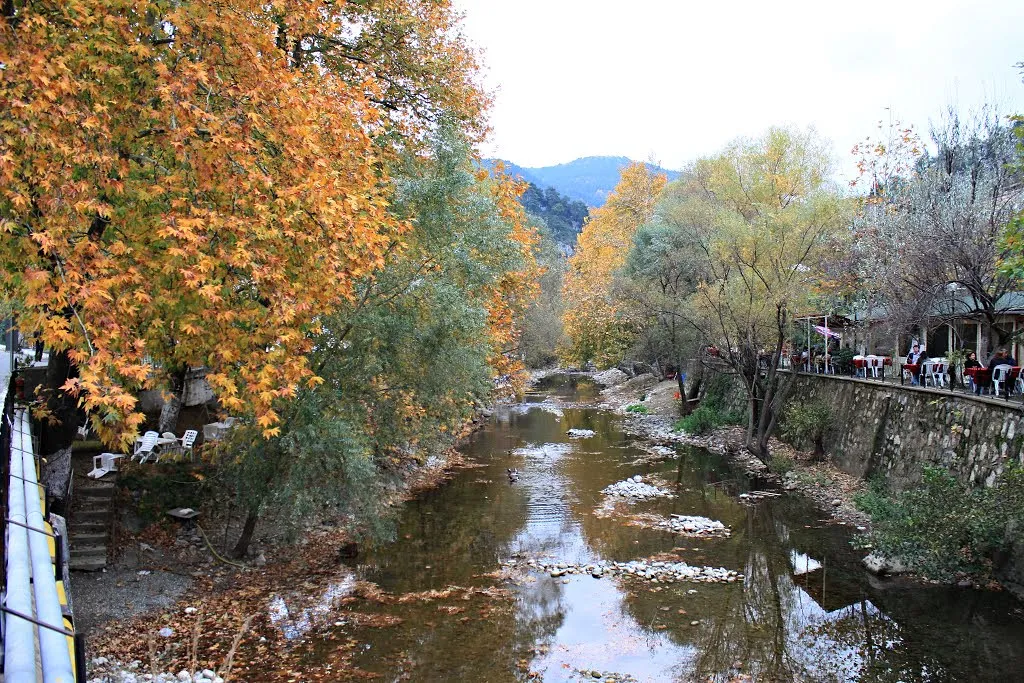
[68,456,117,571]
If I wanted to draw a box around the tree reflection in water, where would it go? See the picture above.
[329,389,1024,682]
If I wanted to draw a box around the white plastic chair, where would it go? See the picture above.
[991,364,1012,396]
[178,429,198,461]
[133,430,160,463]
[866,356,885,379]
[88,452,123,479]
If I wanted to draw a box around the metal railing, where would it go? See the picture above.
[2,366,80,682]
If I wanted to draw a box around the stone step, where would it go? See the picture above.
[69,520,107,533]
[70,542,107,556]
[70,532,107,545]
[76,499,112,510]
[70,556,107,572]
[76,488,116,500]
[72,509,110,523]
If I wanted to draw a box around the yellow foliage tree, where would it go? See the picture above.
[560,163,666,367]
[679,128,849,461]
[0,0,484,447]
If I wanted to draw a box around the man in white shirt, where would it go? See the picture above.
[906,344,924,384]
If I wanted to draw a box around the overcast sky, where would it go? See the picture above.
[453,0,1024,181]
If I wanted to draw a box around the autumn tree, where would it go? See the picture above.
[0,0,484,447]
[650,128,847,462]
[560,162,666,367]
[219,125,538,556]
[853,108,1024,355]
[519,222,568,368]
[1001,65,1024,283]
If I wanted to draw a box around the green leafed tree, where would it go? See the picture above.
[630,128,848,463]
[219,124,537,557]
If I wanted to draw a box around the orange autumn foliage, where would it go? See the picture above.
[483,169,540,397]
[560,162,665,367]
[0,0,484,447]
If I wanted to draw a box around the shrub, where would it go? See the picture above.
[832,347,856,375]
[625,403,650,414]
[721,409,746,426]
[781,400,833,458]
[674,405,720,435]
[701,373,733,411]
[119,462,209,526]
[674,401,745,435]
[856,464,1024,581]
[769,453,796,475]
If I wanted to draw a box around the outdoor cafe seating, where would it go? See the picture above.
[966,365,1022,396]
[853,355,891,379]
[900,358,948,387]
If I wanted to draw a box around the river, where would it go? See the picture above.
[276,374,1024,682]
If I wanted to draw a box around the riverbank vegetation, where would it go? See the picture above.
[856,464,1024,582]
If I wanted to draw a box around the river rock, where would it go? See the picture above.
[526,557,741,585]
[862,552,909,576]
[567,428,596,438]
[593,368,629,387]
[601,476,672,500]
[647,514,730,537]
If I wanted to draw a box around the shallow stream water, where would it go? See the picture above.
[279,375,1024,682]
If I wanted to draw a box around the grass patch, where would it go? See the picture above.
[625,404,650,414]
[674,405,744,435]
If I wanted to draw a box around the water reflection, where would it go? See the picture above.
[325,377,1024,681]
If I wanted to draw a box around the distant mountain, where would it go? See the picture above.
[488,156,681,207]
[479,159,542,188]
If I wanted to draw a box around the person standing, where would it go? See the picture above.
[906,343,924,385]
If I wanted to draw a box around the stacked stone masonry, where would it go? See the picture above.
[707,372,1024,491]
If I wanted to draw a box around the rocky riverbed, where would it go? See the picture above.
[511,556,742,585]
[629,513,731,537]
[601,474,673,500]
[87,658,225,683]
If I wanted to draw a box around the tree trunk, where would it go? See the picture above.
[680,360,701,416]
[231,507,260,559]
[42,349,79,454]
[812,435,825,461]
[157,365,188,434]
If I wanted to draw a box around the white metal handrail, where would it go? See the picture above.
[4,405,76,682]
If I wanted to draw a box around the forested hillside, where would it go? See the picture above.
[519,184,589,247]
[490,156,680,206]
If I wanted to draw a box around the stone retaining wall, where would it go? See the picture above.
[704,370,1024,595]
[707,371,1024,490]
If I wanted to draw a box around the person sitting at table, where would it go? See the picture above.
[986,348,1016,370]
[964,351,981,392]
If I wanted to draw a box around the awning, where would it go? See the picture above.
[813,325,841,340]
